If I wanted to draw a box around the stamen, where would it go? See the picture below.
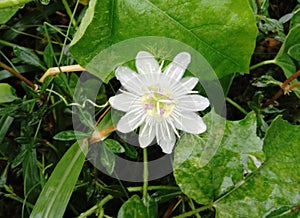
[156,101,160,115]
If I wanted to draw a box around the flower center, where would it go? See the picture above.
[141,84,175,119]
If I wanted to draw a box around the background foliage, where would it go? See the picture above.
[0,0,300,217]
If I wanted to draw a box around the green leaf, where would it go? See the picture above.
[0,163,9,188]
[274,25,300,97]
[0,0,33,9]
[13,46,47,71]
[69,0,257,80]
[173,111,265,205]
[151,190,181,204]
[291,5,300,28]
[12,148,27,168]
[252,75,282,87]
[23,144,40,201]
[117,195,148,218]
[0,6,19,24]
[40,0,50,5]
[0,65,39,81]
[30,141,88,218]
[0,115,13,144]
[43,43,54,68]
[123,143,138,159]
[144,194,158,218]
[287,44,300,61]
[279,13,294,23]
[214,117,300,217]
[264,205,300,218]
[0,83,19,103]
[104,139,125,153]
[53,130,91,141]
[100,144,115,175]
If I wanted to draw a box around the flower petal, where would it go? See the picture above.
[156,122,176,154]
[180,77,199,92]
[164,52,191,82]
[136,51,161,75]
[109,93,141,112]
[173,112,207,134]
[115,66,143,94]
[171,77,199,97]
[177,95,210,111]
[117,111,145,133]
[139,122,155,148]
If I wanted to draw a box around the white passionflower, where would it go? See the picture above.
[109,51,209,154]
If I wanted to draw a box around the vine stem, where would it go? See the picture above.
[225,97,248,115]
[143,147,148,200]
[0,61,36,89]
[62,0,77,27]
[0,39,45,55]
[39,64,85,82]
[45,88,108,109]
[173,204,212,218]
[77,195,113,218]
[249,59,276,70]
[262,70,300,108]
[127,185,180,192]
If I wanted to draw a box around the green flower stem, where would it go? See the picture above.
[173,204,212,218]
[77,195,113,218]
[127,185,180,192]
[225,97,248,115]
[249,59,276,70]
[143,147,148,199]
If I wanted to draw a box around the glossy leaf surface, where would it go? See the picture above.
[69,0,257,81]
[174,111,265,205]
[215,117,300,217]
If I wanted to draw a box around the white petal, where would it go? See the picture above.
[171,77,199,97]
[164,52,191,82]
[177,95,210,111]
[156,122,176,154]
[115,66,142,94]
[173,112,207,134]
[180,77,199,92]
[117,111,145,133]
[109,93,140,112]
[136,51,160,75]
[139,122,155,148]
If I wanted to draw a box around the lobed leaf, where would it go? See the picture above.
[173,110,265,205]
[215,117,300,217]
[69,0,257,81]
[274,25,300,97]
